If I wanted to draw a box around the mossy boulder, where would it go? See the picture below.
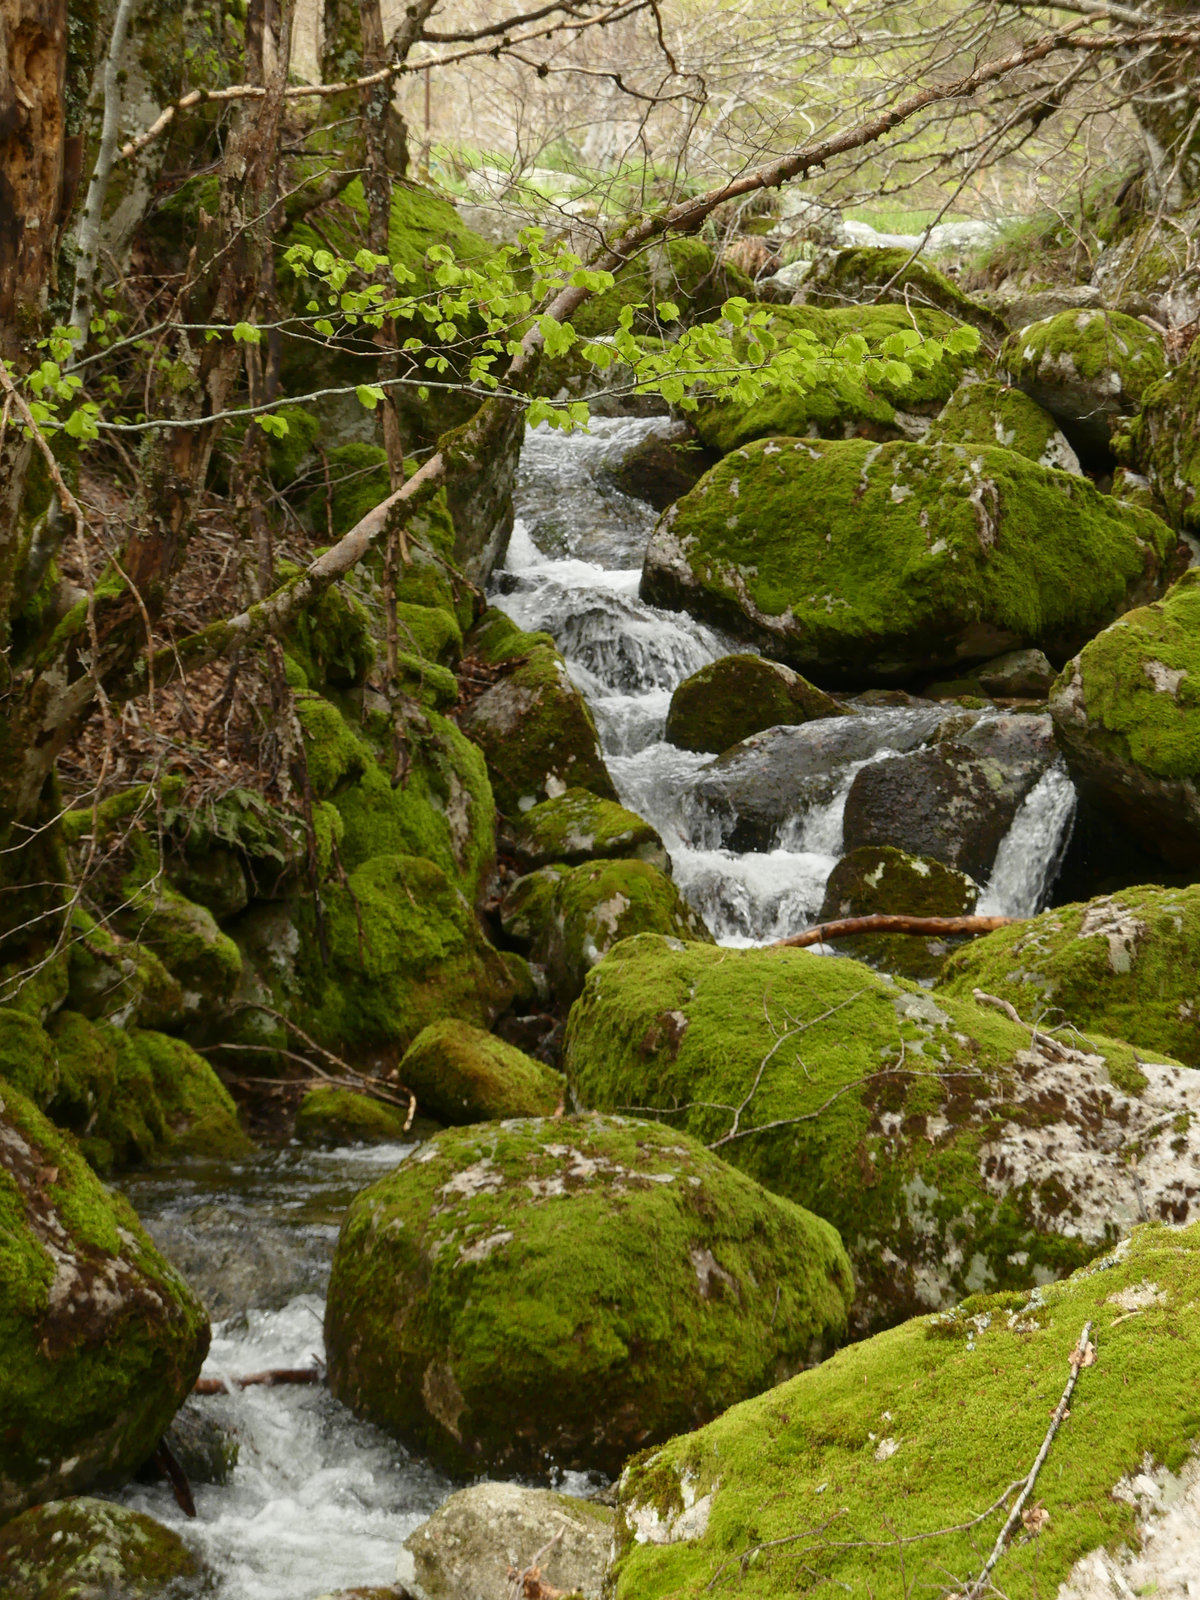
[1128,332,1200,531]
[694,303,978,457]
[0,1498,205,1598]
[0,1080,210,1518]
[570,236,753,339]
[508,788,668,873]
[608,1220,1200,1600]
[563,935,1200,1329]
[975,646,1057,699]
[399,1019,564,1123]
[641,437,1176,684]
[501,858,713,1003]
[802,246,1007,339]
[285,562,377,686]
[324,1114,854,1478]
[126,884,243,1017]
[0,1008,60,1104]
[1049,569,1200,868]
[939,881,1200,1068]
[460,609,617,815]
[926,377,1082,474]
[665,654,850,754]
[1000,309,1165,460]
[65,908,186,1030]
[295,1086,416,1147]
[295,853,515,1059]
[818,845,978,980]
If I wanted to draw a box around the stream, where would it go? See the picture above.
[110,417,1078,1595]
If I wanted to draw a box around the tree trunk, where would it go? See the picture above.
[1125,2,1200,206]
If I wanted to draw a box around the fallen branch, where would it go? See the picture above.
[963,1323,1095,1600]
[193,1367,322,1395]
[774,915,1017,950]
[152,1437,196,1518]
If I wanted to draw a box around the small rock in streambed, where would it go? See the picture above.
[155,1398,240,1487]
[398,1019,565,1123]
[295,1086,418,1147]
[395,1480,613,1600]
[665,653,851,755]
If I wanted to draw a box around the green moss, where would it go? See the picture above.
[563,936,1188,1328]
[0,1079,209,1519]
[66,907,185,1030]
[461,609,618,814]
[129,883,243,1010]
[819,845,978,980]
[926,377,1081,472]
[295,853,515,1056]
[510,788,668,871]
[0,1497,204,1598]
[394,599,463,667]
[0,1008,59,1104]
[325,1113,853,1477]
[571,236,754,339]
[295,1085,415,1146]
[665,654,851,754]
[284,563,376,688]
[804,247,1006,339]
[296,692,371,798]
[1002,309,1164,400]
[1129,334,1200,530]
[394,651,460,710]
[609,1221,1200,1600]
[399,1018,564,1122]
[939,881,1200,1067]
[643,436,1177,684]
[502,859,713,1002]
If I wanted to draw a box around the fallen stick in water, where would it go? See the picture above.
[773,914,1017,950]
[193,1367,322,1395]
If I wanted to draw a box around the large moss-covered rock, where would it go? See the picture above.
[570,236,753,338]
[1001,309,1165,459]
[501,858,712,1003]
[818,845,978,980]
[397,1480,613,1600]
[926,376,1082,474]
[0,1080,210,1518]
[1050,569,1200,868]
[564,936,1200,1328]
[325,1114,854,1477]
[939,881,1200,1068]
[65,909,187,1031]
[641,437,1175,684]
[460,609,617,815]
[125,884,242,1018]
[508,788,668,873]
[295,1086,416,1147]
[665,654,850,754]
[802,246,1007,339]
[0,1498,204,1598]
[1128,334,1200,532]
[608,1220,1200,1600]
[693,304,977,457]
[398,1019,563,1123]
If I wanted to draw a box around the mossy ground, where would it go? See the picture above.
[325,1113,853,1478]
[643,436,1177,683]
[940,880,1200,1066]
[563,936,1188,1327]
[610,1221,1200,1600]
[0,1079,209,1519]
[665,654,850,754]
[398,1018,564,1122]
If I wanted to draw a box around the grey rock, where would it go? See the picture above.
[975,648,1057,699]
[162,1399,239,1486]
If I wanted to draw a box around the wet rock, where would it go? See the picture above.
[564,935,1200,1329]
[500,858,712,1002]
[460,609,617,816]
[939,880,1200,1068]
[665,654,851,755]
[0,1498,206,1599]
[1000,309,1165,462]
[508,788,669,873]
[641,438,1175,684]
[0,1080,210,1519]
[396,1480,614,1600]
[160,1398,240,1486]
[818,845,978,980]
[599,420,710,511]
[841,714,1057,882]
[682,706,956,852]
[398,1020,564,1123]
[925,377,1082,474]
[325,1114,853,1477]
[607,1221,1200,1600]
[1049,570,1200,869]
[296,1087,416,1147]
[975,647,1057,699]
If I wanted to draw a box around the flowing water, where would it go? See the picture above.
[108,417,1078,1594]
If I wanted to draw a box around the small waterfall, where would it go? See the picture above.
[977,763,1076,918]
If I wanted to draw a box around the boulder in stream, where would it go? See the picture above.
[818,845,978,980]
[398,1019,564,1123]
[508,787,669,873]
[563,935,1200,1329]
[396,1480,614,1600]
[0,1079,210,1520]
[296,1086,417,1147]
[324,1114,854,1477]
[665,653,851,754]
[640,437,1176,683]
[607,1220,1200,1600]
[1049,570,1200,869]
[0,1498,206,1599]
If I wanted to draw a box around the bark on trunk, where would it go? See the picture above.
[1124,7,1200,206]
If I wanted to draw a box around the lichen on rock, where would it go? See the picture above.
[0,1497,206,1599]
[324,1113,854,1477]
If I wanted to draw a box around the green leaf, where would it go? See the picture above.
[232,321,261,345]
[256,413,290,438]
[355,384,385,410]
